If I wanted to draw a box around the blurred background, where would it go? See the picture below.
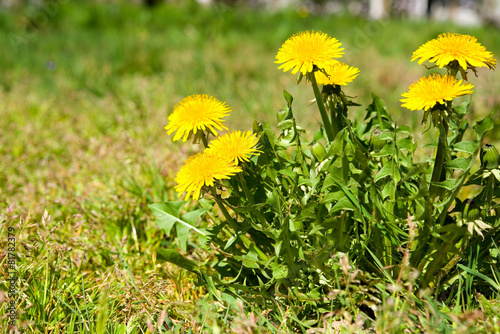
[4,0,500,24]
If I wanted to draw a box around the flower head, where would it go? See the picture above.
[165,94,230,142]
[206,131,262,164]
[401,74,474,111]
[411,33,496,71]
[275,31,344,75]
[175,153,242,200]
[315,63,360,86]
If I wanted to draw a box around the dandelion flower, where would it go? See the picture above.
[175,153,242,200]
[315,63,360,86]
[412,33,496,71]
[275,31,344,75]
[165,94,230,142]
[401,74,474,111]
[206,131,262,164]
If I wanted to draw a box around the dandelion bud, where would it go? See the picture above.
[480,144,499,170]
[311,142,327,161]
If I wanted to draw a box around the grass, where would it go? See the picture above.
[1,1,500,332]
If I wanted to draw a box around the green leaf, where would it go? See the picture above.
[474,116,494,140]
[327,128,347,157]
[364,94,393,130]
[333,180,372,221]
[396,137,414,152]
[200,272,223,303]
[149,202,185,235]
[176,223,191,253]
[182,208,209,226]
[149,202,207,236]
[265,189,282,215]
[381,182,395,200]
[279,169,298,180]
[275,239,283,257]
[446,157,470,171]
[313,129,324,142]
[458,264,500,290]
[378,131,395,142]
[396,125,412,135]
[235,244,260,269]
[367,94,388,117]
[453,100,470,116]
[453,141,479,155]
[271,261,289,279]
[156,248,199,274]
[177,208,208,252]
[378,143,395,156]
[375,160,400,183]
[283,89,293,105]
[278,119,294,131]
[320,190,345,204]
[492,169,500,182]
[289,219,303,232]
[331,197,356,213]
[432,179,456,191]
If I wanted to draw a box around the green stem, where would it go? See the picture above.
[213,195,240,232]
[418,116,449,266]
[449,66,459,78]
[213,193,268,261]
[308,72,335,142]
[384,235,393,271]
[238,172,253,204]
[201,132,209,148]
[429,119,449,199]
[328,99,339,140]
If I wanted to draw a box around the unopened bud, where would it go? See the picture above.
[311,142,327,161]
[480,144,499,170]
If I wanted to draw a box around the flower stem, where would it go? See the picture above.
[212,193,268,261]
[308,72,335,142]
[328,100,340,140]
[429,119,449,198]
[238,172,253,204]
[448,64,459,78]
[212,194,248,247]
[201,132,209,148]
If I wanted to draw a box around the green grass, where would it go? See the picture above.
[1,1,500,332]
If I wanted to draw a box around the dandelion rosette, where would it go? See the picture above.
[275,30,344,75]
[174,152,242,200]
[165,94,230,142]
[315,62,360,86]
[205,130,262,165]
[400,74,474,111]
[411,33,497,71]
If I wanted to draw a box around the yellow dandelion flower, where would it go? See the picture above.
[411,33,496,71]
[175,153,242,200]
[275,30,344,75]
[401,74,474,111]
[206,131,262,165]
[315,62,360,86]
[165,94,230,142]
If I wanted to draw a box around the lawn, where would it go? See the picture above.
[1,1,500,332]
